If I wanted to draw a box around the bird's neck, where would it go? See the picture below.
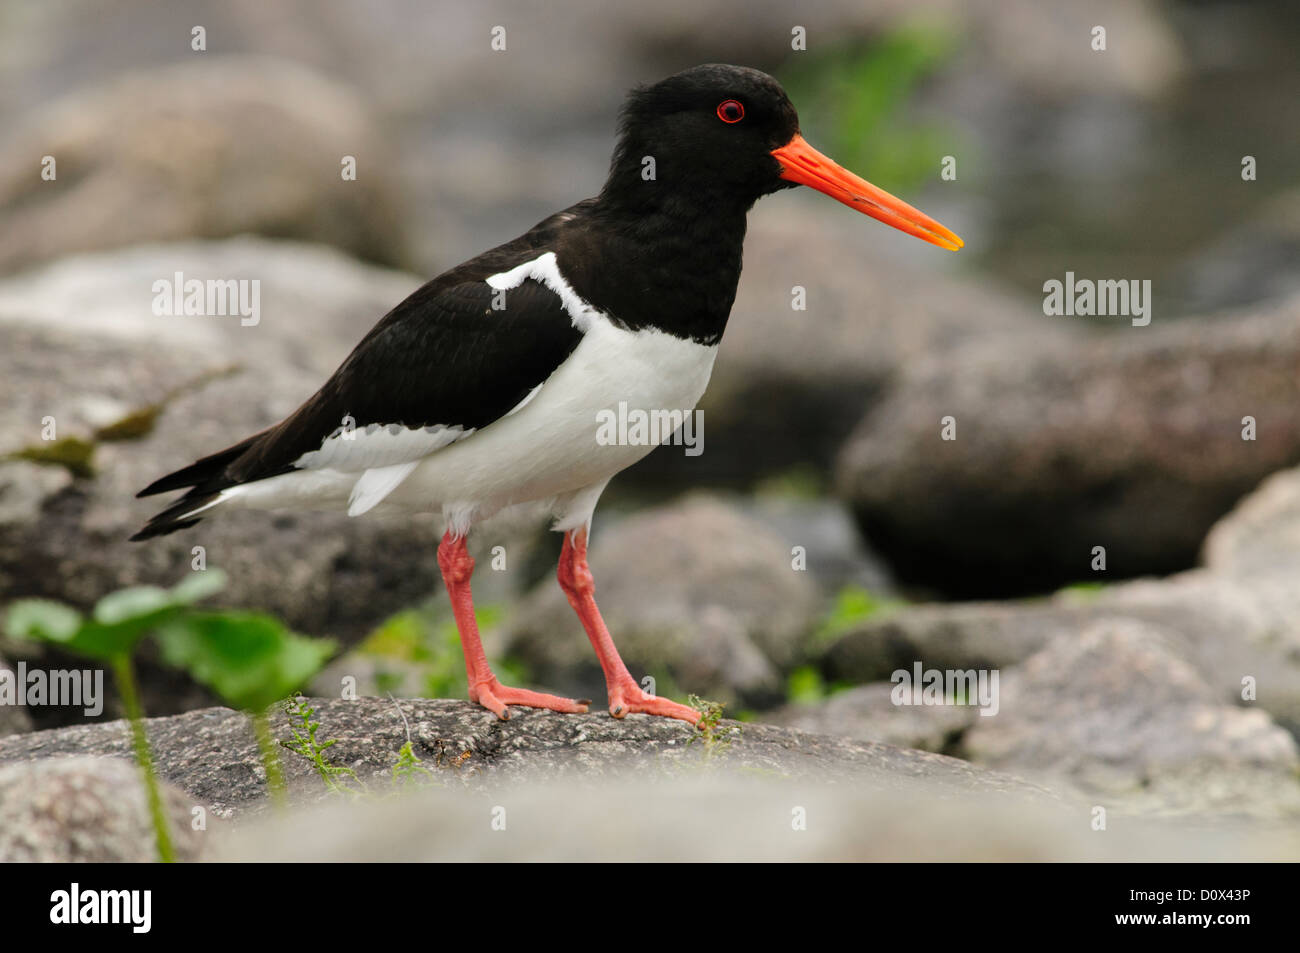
[569,180,751,345]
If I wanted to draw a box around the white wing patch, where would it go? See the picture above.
[348,460,420,516]
[295,422,470,472]
[292,422,475,518]
[486,251,603,332]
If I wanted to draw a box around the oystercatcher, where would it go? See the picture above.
[133,64,962,724]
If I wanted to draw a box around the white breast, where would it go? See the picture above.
[388,317,718,513]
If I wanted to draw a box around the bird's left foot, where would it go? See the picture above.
[471,679,590,720]
[606,679,702,725]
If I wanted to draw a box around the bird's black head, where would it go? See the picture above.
[600,63,962,251]
[603,64,799,211]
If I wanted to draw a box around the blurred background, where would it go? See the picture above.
[2,0,1300,826]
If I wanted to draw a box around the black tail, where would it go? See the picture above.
[131,436,259,541]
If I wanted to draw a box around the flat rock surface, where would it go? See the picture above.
[0,697,1052,820]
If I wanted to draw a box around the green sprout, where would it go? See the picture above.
[5,571,227,862]
[812,584,908,648]
[279,693,361,797]
[687,694,741,759]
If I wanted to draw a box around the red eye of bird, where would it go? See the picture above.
[716,99,744,123]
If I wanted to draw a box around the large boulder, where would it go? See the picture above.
[963,619,1300,818]
[0,58,411,275]
[498,495,823,708]
[836,292,1300,596]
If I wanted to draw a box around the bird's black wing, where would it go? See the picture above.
[131,260,586,539]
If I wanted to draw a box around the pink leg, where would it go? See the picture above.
[557,528,701,725]
[437,531,589,719]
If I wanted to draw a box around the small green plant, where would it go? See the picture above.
[277,694,444,797]
[688,694,741,759]
[387,694,437,790]
[5,571,227,862]
[785,665,827,704]
[1056,581,1107,604]
[279,693,361,797]
[812,584,908,648]
[391,740,437,789]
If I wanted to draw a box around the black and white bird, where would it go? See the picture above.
[133,64,962,724]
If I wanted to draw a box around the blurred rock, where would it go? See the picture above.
[0,698,1049,821]
[821,600,1091,685]
[837,292,1300,596]
[1202,464,1300,577]
[1169,189,1300,315]
[964,619,1300,818]
[822,461,1300,736]
[737,495,896,597]
[768,682,973,753]
[0,57,411,275]
[0,756,205,861]
[211,769,1299,862]
[500,495,823,709]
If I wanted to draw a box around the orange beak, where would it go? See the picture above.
[770,134,964,251]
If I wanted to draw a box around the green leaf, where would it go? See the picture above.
[156,611,335,712]
[4,599,83,642]
[93,569,227,625]
[171,569,228,604]
[93,586,173,625]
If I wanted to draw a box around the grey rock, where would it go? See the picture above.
[0,697,1052,822]
[499,495,823,708]
[963,619,1300,818]
[1169,189,1300,315]
[0,756,206,862]
[837,292,1300,595]
[822,599,1095,685]
[1202,464,1300,578]
[767,682,974,753]
[0,57,410,275]
[737,495,896,597]
[821,575,1300,737]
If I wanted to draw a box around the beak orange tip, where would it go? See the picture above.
[771,134,964,251]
